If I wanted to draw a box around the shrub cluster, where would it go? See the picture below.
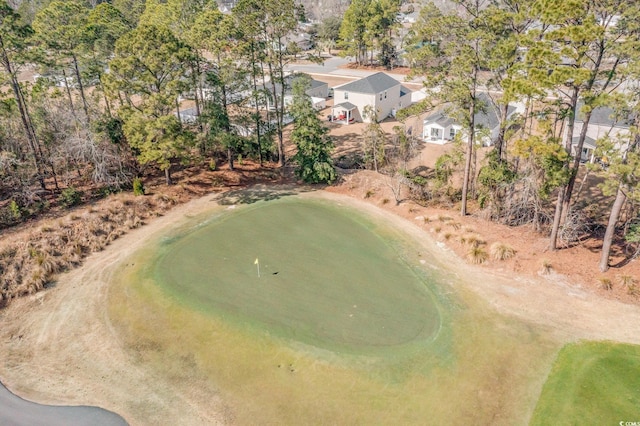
[0,193,177,307]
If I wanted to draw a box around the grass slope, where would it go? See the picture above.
[530,341,640,425]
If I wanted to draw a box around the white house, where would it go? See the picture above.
[422,94,520,145]
[331,72,412,124]
[259,73,328,111]
[570,103,632,162]
[422,113,462,145]
[181,74,322,126]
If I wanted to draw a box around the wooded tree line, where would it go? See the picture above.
[339,0,401,67]
[4,0,640,274]
[401,0,640,271]
[0,0,336,229]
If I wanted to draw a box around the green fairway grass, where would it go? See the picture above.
[530,341,640,425]
[151,198,440,353]
[109,194,561,424]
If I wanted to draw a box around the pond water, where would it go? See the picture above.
[0,381,127,426]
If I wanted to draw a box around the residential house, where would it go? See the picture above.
[422,113,461,145]
[259,73,328,111]
[331,72,412,124]
[570,103,632,162]
[422,94,520,145]
[284,32,313,51]
[181,73,323,125]
[177,107,290,132]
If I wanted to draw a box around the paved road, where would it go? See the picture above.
[286,56,350,74]
[286,56,425,84]
[0,381,128,426]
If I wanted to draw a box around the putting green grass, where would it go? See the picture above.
[530,341,640,425]
[152,198,440,353]
[110,194,561,424]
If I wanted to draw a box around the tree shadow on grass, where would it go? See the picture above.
[214,184,317,206]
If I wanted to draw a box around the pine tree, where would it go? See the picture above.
[290,75,336,184]
[32,0,91,121]
[0,1,46,189]
[408,1,495,216]
[106,24,194,184]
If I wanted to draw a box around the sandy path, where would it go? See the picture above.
[1,187,640,425]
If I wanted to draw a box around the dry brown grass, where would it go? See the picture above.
[0,192,178,307]
[490,242,517,261]
[462,234,485,248]
[467,246,488,264]
[598,277,613,291]
[618,275,639,296]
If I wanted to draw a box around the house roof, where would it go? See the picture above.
[178,107,198,118]
[334,72,400,94]
[307,77,328,90]
[573,135,597,150]
[333,102,357,110]
[576,101,633,127]
[424,112,456,128]
[475,93,516,129]
[260,73,326,96]
[180,107,197,114]
[400,85,411,97]
[423,93,516,131]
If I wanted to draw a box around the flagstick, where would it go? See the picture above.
[256,260,260,277]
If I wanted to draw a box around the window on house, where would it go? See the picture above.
[449,128,457,139]
[344,91,349,100]
[379,93,383,101]
[384,91,387,99]
[431,128,441,139]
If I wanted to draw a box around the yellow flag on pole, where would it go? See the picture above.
[254,258,259,265]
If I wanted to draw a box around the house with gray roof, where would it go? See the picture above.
[570,102,632,162]
[331,72,412,124]
[422,94,520,145]
[257,73,328,111]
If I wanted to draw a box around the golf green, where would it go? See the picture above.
[530,341,640,424]
[151,198,441,352]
